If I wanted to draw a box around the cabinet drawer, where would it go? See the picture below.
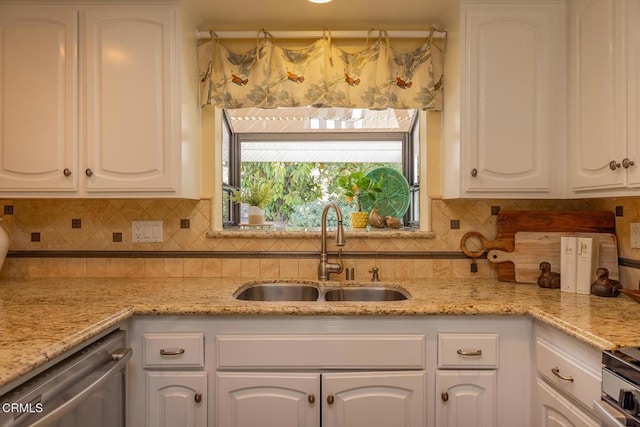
[438,333,499,369]
[143,333,204,368]
[216,334,425,369]
[536,338,600,409]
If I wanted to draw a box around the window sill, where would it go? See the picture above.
[206,227,436,239]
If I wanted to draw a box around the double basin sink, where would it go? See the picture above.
[235,282,409,302]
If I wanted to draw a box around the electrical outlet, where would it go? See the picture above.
[132,221,163,243]
[631,223,640,249]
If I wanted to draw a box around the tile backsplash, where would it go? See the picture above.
[1,197,639,288]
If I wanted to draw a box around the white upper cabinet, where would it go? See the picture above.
[0,7,78,192]
[82,7,179,194]
[0,4,200,198]
[453,1,567,198]
[569,0,640,194]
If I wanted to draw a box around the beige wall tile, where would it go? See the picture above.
[260,258,280,279]
[86,259,107,278]
[106,259,145,278]
[202,259,222,278]
[279,259,299,278]
[240,258,260,279]
[414,259,433,279]
[4,197,639,280]
[183,259,204,277]
[221,259,242,278]
[164,258,184,278]
[144,259,165,278]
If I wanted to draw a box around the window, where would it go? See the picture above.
[221,107,420,230]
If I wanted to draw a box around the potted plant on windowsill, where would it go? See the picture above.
[230,181,274,225]
[337,171,383,229]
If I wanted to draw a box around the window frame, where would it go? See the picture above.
[221,109,420,229]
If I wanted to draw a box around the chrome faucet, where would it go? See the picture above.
[318,202,346,280]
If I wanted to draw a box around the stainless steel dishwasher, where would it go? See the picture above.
[0,329,131,427]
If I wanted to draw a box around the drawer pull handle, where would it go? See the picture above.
[551,367,574,382]
[327,395,334,405]
[441,391,449,402]
[308,394,315,404]
[457,349,483,357]
[160,348,185,356]
[194,393,202,403]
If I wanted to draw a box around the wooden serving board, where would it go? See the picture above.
[488,232,619,284]
[495,211,616,281]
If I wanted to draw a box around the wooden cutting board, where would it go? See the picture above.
[495,211,616,281]
[488,232,619,284]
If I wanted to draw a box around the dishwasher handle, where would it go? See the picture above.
[29,348,132,427]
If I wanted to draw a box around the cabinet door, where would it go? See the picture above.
[536,378,599,427]
[322,371,426,427]
[216,372,320,427]
[569,0,627,190]
[83,7,178,193]
[0,7,77,192]
[147,371,207,427]
[435,370,496,427]
[461,5,561,194]
[625,0,640,187]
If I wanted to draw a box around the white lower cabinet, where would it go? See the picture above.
[216,373,319,427]
[536,378,599,427]
[127,315,533,427]
[435,371,496,427]
[147,371,208,427]
[533,321,601,427]
[216,371,426,427]
[323,371,426,427]
[435,333,499,427]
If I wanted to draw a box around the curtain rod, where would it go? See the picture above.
[196,30,446,40]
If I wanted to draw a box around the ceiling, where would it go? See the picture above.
[186,0,458,32]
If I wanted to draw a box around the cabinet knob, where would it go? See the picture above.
[327,395,334,405]
[194,393,202,403]
[308,394,315,404]
[63,168,72,177]
[85,168,94,177]
[609,160,621,170]
[623,158,635,169]
[470,168,478,177]
[441,392,449,402]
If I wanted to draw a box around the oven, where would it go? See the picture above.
[595,347,640,427]
[0,329,131,427]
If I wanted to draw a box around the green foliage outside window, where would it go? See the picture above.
[240,161,400,227]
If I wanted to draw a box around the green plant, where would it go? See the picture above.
[337,170,383,212]
[230,180,275,209]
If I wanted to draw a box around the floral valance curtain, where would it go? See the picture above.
[197,30,445,110]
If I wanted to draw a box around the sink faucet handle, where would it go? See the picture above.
[369,267,380,282]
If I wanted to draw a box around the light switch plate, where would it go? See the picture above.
[132,221,163,243]
[631,223,640,249]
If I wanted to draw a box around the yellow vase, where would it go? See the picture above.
[351,211,369,229]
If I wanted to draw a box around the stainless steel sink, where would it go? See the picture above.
[234,282,409,302]
[235,283,320,301]
[323,287,409,301]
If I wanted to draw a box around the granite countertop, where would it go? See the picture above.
[1,276,640,392]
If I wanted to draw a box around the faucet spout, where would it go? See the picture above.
[318,203,346,281]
